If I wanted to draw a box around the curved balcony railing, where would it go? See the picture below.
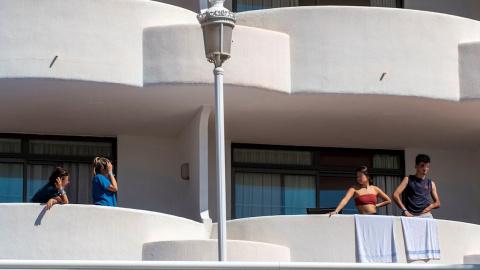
[1,204,480,265]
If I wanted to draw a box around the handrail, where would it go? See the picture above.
[0,260,479,270]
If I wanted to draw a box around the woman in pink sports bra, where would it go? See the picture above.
[329,166,391,216]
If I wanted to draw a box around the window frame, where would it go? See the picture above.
[0,133,116,203]
[231,143,405,219]
[232,0,404,12]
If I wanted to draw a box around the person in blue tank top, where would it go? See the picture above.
[392,154,441,218]
[92,157,118,207]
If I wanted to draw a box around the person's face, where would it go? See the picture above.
[357,171,368,185]
[100,161,110,174]
[415,162,430,175]
[61,176,70,188]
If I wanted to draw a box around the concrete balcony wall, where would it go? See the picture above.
[211,215,480,264]
[0,0,197,86]
[143,24,291,93]
[236,7,480,100]
[2,204,480,263]
[0,204,209,260]
[3,1,480,101]
[143,239,291,261]
[459,41,480,100]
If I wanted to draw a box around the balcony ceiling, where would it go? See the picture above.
[0,79,479,151]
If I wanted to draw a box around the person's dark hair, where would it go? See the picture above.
[357,166,373,185]
[48,167,69,187]
[415,154,430,165]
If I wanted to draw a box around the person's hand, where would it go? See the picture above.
[106,161,113,172]
[46,198,57,210]
[54,177,62,190]
[423,205,432,213]
[404,210,414,217]
[328,211,336,217]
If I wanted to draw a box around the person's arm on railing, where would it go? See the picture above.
[329,187,355,217]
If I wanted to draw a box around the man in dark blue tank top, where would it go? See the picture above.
[392,154,441,218]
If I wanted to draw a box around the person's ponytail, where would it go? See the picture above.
[92,157,109,180]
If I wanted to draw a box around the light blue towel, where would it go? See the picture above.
[401,217,441,260]
[355,214,397,263]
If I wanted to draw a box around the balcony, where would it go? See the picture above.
[1,203,480,269]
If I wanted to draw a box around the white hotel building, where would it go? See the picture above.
[1,0,480,267]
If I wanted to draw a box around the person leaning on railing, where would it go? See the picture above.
[329,166,391,216]
[31,167,70,210]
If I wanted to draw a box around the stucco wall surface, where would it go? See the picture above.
[0,204,208,260]
[143,239,291,261]
[143,24,291,93]
[211,215,480,263]
[459,41,480,100]
[236,7,480,100]
[2,204,480,263]
[0,0,197,86]
[117,135,186,217]
[178,106,211,222]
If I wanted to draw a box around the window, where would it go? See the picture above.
[234,0,403,12]
[0,134,116,204]
[232,144,404,219]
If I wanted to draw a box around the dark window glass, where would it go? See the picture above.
[0,163,23,203]
[0,134,115,204]
[318,176,358,214]
[232,144,404,218]
[235,172,315,218]
[29,140,112,157]
[27,164,54,202]
[236,0,400,12]
[0,138,21,153]
[233,148,312,165]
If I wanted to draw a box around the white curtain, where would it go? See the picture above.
[284,175,316,215]
[374,175,402,216]
[235,172,282,218]
[373,154,400,169]
[29,140,112,157]
[233,149,312,165]
[236,0,298,11]
[26,163,93,204]
[27,164,54,202]
[373,154,402,216]
[370,0,396,7]
[235,172,315,218]
[63,163,93,204]
[0,138,21,153]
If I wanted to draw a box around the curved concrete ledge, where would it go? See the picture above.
[0,204,209,260]
[143,240,290,262]
[0,0,197,86]
[464,254,480,264]
[3,2,480,100]
[459,41,480,100]
[211,215,480,264]
[143,24,290,93]
[237,6,480,100]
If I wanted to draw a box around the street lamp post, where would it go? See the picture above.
[197,0,237,262]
